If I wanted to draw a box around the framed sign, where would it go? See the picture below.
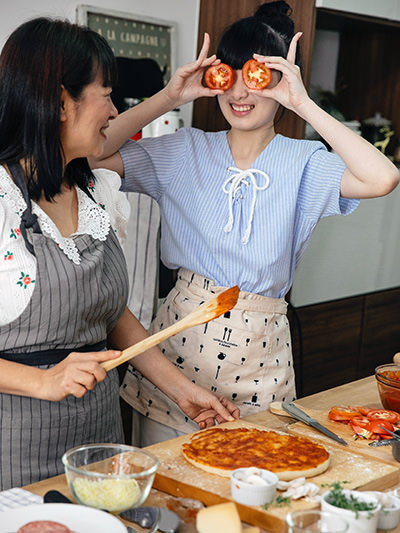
[76,5,177,83]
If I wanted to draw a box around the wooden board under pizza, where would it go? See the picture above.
[146,420,400,532]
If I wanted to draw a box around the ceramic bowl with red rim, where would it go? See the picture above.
[375,364,400,413]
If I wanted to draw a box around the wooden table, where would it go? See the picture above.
[23,375,398,532]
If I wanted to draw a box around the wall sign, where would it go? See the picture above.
[76,5,177,83]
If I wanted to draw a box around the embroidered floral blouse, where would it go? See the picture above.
[0,166,130,326]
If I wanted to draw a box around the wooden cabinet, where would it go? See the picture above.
[193,0,316,139]
[289,288,400,398]
[317,8,400,152]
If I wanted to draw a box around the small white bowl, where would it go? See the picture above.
[321,490,380,533]
[230,467,278,506]
[365,491,400,530]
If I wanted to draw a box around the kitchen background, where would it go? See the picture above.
[1,0,399,397]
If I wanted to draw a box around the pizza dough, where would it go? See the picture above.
[182,427,330,481]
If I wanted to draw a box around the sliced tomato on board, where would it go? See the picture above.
[352,406,372,416]
[242,59,272,90]
[204,64,234,91]
[328,406,361,422]
[350,416,371,429]
[367,419,394,435]
[367,409,400,424]
[350,416,376,439]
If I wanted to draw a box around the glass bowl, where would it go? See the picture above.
[62,443,159,514]
[375,364,400,413]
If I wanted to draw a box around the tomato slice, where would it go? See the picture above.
[204,64,234,91]
[350,425,374,440]
[328,406,361,422]
[367,419,394,435]
[350,416,371,429]
[350,416,375,439]
[352,406,372,416]
[367,409,400,424]
[242,60,272,90]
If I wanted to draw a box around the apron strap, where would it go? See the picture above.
[7,162,41,256]
[1,340,107,366]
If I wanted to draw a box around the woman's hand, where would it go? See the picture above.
[176,384,240,430]
[253,32,310,112]
[37,349,121,401]
[163,33,224,107]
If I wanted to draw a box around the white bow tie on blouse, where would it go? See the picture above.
[222,167,270,244]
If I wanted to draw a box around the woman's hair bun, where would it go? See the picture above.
[254,1,294,37]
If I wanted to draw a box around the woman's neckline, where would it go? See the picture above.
[225,130,278,170]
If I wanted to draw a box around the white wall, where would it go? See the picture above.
[315,0,400,21]
[0,0,200,126]
[291,185,400,307]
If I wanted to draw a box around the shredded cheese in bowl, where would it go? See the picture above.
[72,477,141,513]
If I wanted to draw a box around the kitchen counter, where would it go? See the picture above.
[22,375,397,532]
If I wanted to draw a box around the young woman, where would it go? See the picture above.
[0,17,238,490]
[94,1,399,446]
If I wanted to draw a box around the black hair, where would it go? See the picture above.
[217,1,301,70]
[0,17,117,200]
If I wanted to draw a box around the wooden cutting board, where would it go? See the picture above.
[269,401,397,465]
[146,419,400,532]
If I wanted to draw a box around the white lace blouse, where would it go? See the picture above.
[0,166,130,325]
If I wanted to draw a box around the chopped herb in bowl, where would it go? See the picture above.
[323,482,377,517]
[321,481,381,533]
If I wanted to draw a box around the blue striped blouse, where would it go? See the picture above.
[120,128,359,298]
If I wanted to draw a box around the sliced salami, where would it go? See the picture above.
[17,520,72,532]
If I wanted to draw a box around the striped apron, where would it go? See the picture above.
[0,164,128,490]
[121,268,296,436]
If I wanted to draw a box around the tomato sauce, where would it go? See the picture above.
[376,370,400,413]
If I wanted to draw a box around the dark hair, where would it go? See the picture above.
[217,1,301,70]
[0,17,117,200]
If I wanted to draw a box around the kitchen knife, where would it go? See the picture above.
[281,402,348,446]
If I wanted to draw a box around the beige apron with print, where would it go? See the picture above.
[121,268,296,434]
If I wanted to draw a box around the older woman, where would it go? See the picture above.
[0,17,238,490]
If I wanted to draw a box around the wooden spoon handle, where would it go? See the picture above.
[102,320,193,372]
[102,285,239,372]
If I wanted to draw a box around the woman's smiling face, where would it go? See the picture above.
[60,73,118,164]
[217,69,280,133]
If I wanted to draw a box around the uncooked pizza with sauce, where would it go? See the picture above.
[182,426,330,480]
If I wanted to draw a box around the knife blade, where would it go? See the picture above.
[281,402,348,446]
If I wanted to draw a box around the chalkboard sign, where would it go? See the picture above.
[76,5,176,83]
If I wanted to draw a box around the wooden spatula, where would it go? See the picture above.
[101,285,240,372]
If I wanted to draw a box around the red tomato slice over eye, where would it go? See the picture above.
[204,64,234,90]
[367,409,400,424]
[242,59,272,90]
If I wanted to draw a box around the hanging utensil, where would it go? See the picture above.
[102,285,240,372]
